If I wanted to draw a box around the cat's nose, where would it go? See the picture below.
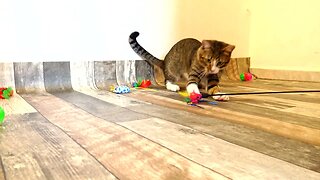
[211,67,220,74]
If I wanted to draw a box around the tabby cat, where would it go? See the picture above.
[129,31,235,98]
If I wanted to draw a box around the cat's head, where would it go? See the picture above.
[197,40,235,74]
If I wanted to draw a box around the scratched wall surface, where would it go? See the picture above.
[0,60,154,93]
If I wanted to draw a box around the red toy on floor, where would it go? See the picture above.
[0,87,14,99]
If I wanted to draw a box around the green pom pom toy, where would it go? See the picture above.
[0,107,5,125]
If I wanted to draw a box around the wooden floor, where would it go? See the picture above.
[0,79,320,180]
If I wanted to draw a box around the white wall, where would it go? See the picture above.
[2,0,320,73]
[249,0,320,72]
[0,0,251,62]
[173,0,251,58]
[0,0,176,61]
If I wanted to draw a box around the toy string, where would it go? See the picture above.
[202,90,320,98]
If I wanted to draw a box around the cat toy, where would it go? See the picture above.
[179,91,218,108]
[132,79,151,88]
[184,91,204,108]
[240,73,253,81]
[110,85,131,94]
[0,87,14,99]
[181,91,202,104]
[0,106,5,125]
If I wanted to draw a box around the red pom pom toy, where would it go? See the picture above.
[240,73,253,81]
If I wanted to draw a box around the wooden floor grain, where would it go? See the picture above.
[22,94,228,180]
[0,79,319,179]
[0,155,5,180]
[0,112,116,180]
[0,94,36,115]
[119,117,320,179]
[127,91,320,146]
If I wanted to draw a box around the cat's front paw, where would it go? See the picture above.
[212,92,230,101]
[166,81,180,92]
[186,83,200,95]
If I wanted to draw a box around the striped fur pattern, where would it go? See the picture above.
[129,31,235,95]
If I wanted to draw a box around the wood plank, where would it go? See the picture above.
[13,62,46,93]
[0,94,37,116]
[126,92,320,146]
[209,95,320,129]
[43,62,72,92]
[123,60,137,84]
[127,103,320,172]
[120,118,320,179]
[93,61,117,90]
[135,60,157,86]
[235,95,320,119]
[0,156,5,180]
[220,79,320,92]
[70,61,97,90]
[54,89,320,172]
[76,89,149,107]
[251,68,320,82]
[0,62,15,89]
[145,88,320,129]
[52,91,150,122]
[23,94,229,180]
[0,113,116,180]
[218,80,320,104]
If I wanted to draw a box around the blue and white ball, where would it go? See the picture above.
[113,86,131,94]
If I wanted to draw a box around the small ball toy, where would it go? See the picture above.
[0,107,5,125]
[240,73,253,81]
[0,87,14,99]
[113,85,131,94]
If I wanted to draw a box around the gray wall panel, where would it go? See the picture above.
[94,61,117,90]
[13,62,45,93]
[0,63,15,89]
[135,60,156,85]
[70,61,97,90]
[43,62,72,92]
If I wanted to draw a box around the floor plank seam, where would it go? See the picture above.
[124,107,305,169]
[16,89,320,177]
[125,95,320,173]
[65,90,320,173]
[0,155,7,180]
[128,92,320,146]
[115,125,232,179]
[19,94,120,180]
[53,93,232,179]
[114,124,232,179]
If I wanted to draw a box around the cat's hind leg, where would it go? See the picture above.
[166,80,180,92]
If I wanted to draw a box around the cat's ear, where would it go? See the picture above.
[202,40,211,49]
[223,44,235,53]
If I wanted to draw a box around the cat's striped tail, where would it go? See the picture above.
[129,31,164,69]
